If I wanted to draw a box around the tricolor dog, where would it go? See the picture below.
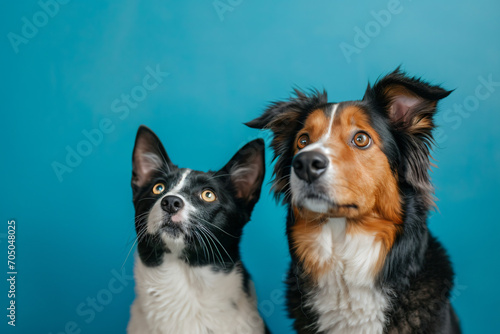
[247,69,461,333]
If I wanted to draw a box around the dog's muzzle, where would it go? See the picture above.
[292,151,329,184]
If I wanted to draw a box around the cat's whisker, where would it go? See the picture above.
[192,215,238,238]
[199,225,234,266]
[197,226,217,266]
[199,226,226,269]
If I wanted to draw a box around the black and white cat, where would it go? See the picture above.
[128,125,269,334]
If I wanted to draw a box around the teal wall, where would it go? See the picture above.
[2,0,499,333]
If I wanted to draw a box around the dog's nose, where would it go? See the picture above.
[292,151,329,183]
[161,195,184,214]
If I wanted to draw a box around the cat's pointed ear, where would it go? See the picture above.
[219,139,266,207]
[132,125,173,189]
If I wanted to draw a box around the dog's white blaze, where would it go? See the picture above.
[308,218,389,334]
[291,104,340,209]
[299,103,338,155]
[323,103,338,140]
[299,141,328,154]
[128,254,265,334]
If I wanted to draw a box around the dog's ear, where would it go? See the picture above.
[132,126,173,190]
[364,68,452,204]
[245,89,324,140]
[246,89,328,198]
[364,68,452,134]
[218,139,265,210]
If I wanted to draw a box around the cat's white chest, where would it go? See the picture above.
[128,254,264,334]
[308,218,389,334]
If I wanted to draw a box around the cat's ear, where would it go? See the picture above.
[219,139,265,207]
[132,126,173,189]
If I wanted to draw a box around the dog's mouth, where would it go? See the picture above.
[294,192,358,214]
[291,176,358,214]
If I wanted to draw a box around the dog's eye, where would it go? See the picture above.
[352,132,371,148]
[297,134,310,149]
[152,183,166,195]
[201,189,217,202]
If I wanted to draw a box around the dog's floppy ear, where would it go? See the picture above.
[132,125,173,190]
[246,89,328,198]
[364,68,452,204]
[364,68,452,134]
[245,89,324,140]
[218,139,265,210]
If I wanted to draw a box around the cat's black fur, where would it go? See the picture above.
[130,125,270,333]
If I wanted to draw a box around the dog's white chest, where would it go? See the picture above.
[308,218,389,334]
[128,254,264,334]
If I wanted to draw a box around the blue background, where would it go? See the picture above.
[1,0,499,333]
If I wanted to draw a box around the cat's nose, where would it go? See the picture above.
[161,195,184,214]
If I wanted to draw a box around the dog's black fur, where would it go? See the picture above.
[247,69,461,333]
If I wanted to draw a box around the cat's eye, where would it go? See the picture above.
[297,134,310,149]
[152,183,166,195]
[201,189,216,202]
[352,132,371,149]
